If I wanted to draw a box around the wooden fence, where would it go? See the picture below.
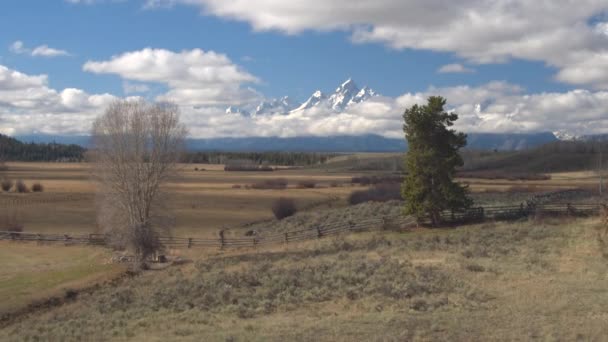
[0,216,417,250]
[0,203,600,250]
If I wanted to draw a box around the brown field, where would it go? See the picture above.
[0,162,361,237]
[1,162,606,340]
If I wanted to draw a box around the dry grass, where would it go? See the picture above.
[0,242,123,316]
[2,217,607,341]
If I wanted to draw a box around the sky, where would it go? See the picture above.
[1,0,608,139]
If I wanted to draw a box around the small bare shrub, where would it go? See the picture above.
[1,179,13,192]
[1,210,24,232]
[272,197,297,220]
[232,184,242,189]
[251,178,288,190]
[31,182,44,192]
[348,183,402,205]
[296,180,316,189]
[15,180,28,193]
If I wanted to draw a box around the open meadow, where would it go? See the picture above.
[1,160,607,340]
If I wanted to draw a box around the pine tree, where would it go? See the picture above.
[401,96,472,226]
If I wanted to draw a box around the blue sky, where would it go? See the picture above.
[1,0,607,138]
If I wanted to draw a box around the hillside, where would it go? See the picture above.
[2,214,606,341]
[462,140,607,173]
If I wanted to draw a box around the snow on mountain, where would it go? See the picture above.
[327,78,361,110]
[225,78,379,116]
[225,106,250,117]
[553,130,580,141]
[255,96,299,115]
[294,90,327,111]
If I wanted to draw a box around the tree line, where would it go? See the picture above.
[0,134,85,162]
[183,151,337,166]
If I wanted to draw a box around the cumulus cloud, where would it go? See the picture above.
[148,1,608,89]
[83,48,261,106]
[437,63,475,74]
[0,64,116,135]
[9,40,70,57]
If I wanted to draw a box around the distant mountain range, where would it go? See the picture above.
[225,78,379,116]
[16,132,561,152]
[14,77,604,152]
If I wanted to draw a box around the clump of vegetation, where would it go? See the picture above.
[348,183,402,205]
[31,182,44,192]
[271,197,297,220]
[1,178,13,192]
[351,175,403,185]
[296,180,316,189]
[1,210,24,232]
[15,180,29,193]
[457,170,551,181]
[232,184,242,189]
[251,178,288,190]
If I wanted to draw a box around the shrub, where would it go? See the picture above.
[351,175,403,185]
[31,182,44,192]
[1,210,24,232]
[348,183,402,205]
[251,178,288,190]
[1,179,13,192]
[296,180,316,189]
[15,180,28,193]
[271,197,297,220]
[232,184,242,189]
[329,181,340,187]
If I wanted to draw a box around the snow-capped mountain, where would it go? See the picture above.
[327,78,361,110]
[225,106,250,117]
[225,78,379,116]
[294,90,327,111]
[255,96,299,115]
[553,130,580,141]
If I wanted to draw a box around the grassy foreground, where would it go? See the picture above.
[2,216,608,341]
[0,243,123,317]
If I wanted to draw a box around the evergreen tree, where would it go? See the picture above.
[401,96,472,226]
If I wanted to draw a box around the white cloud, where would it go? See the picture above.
[122,81,151,94]
[31,45,70,57]
[83,48,261,106]
[2,61,607,138]
[437,63,475,74]
[9,40,71,58]
[9,41,27,54]
[0,64,116,135]
[150,1,608,89]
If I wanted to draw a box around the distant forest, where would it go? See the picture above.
[183,151,338,166]
[0,134,85,162]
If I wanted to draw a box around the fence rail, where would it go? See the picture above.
[0,203,601,250]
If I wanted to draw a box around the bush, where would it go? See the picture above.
[15,180,28,193]
[296,180,316,189]
[271,197,297,220]
[1,179,13,192]
[232,184,242,189]
[1,210,24,232]
[251,178,288,190]
[351,175,403,185]
[348,183,402,205]
[31,182,44,192]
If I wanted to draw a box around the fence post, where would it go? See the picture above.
[284,233,289,244]
[253,237,257,247]
[188,238,193,249]
[219,230,225,250]
[38,234,43,245]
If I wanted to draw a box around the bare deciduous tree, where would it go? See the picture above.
[91,100,186,267]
